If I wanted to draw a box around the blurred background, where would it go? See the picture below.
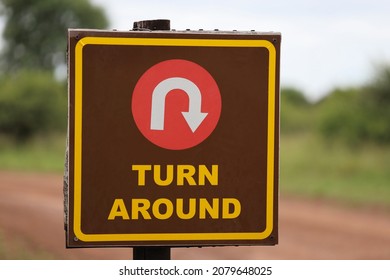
[0,0,389,259]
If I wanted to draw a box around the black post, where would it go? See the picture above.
[133,247,171,260]
[132,19,171,260]
[133,19,170,31]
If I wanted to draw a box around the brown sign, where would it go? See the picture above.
[65,29,280,247]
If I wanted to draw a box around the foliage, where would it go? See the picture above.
[361,65,390,143]
[0,71,67,141]
[0,0,109,141]
[316,87,369,145]
[280,87,314,133]
[0,0,108,73]
[317,65,390,145]
[281,87,310,107]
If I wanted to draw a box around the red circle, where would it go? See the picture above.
[131,59,221,150]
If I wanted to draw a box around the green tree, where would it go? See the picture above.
[317,87,369,145]
[0,70,67,141]
[280,87,313,133]
[0,0,108,73]
[281,87,310,107]
[362,65,390,143]
[318,65,390,145]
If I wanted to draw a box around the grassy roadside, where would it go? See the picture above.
[0,232,53,259]
[1,132,389,208]
[0,134,66,173]
[0,132,389,259]
[281,132,390,207]
[0,135,64,259]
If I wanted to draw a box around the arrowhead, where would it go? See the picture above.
[182,111,208,132]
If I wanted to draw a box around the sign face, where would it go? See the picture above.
[66,30,280,247]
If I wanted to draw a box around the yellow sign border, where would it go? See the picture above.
[74,36,277,242]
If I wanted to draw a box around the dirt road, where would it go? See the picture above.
[0,171,389,259]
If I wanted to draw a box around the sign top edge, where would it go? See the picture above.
[68,28,281,37]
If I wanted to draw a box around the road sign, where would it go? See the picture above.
[66,29,280,247]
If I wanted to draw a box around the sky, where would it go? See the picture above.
[89,0,390,101]
[0,1,389,101]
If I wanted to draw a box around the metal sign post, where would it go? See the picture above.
[132,20,171,260]
[133,246,171,260]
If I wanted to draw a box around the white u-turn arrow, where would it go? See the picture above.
[150,77,208,132]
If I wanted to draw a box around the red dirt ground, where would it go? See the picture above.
[0,171,389,259]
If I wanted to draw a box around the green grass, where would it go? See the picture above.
[0,134,66,173]
[281,132,390,207]
[0,131,389,259]
[0,232,53,259]
[1,132,389,208]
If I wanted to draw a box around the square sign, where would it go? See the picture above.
[65,29,280,247]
